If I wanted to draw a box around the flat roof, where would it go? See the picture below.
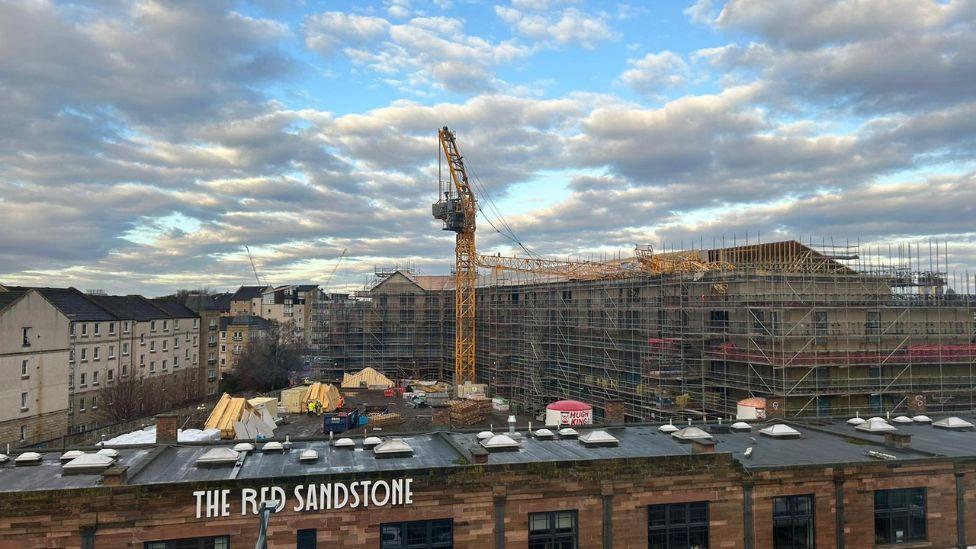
[2,418,973,494]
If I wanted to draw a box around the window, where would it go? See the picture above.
[79,397,86,412]
[773,495,814,549]
[150,361,156,372]
[209,318,217,328]
[122,365,128,376]
[814,311,828,342]
[162,340,168,351]
[22,327,31,346]
[81,323,88,337]
[150,341,156,352]
[144,535,229,549]
[20,392,28,411]
[108,369,114,382]
[751,308,768,335]
[162,359,168,370]
[21,359,29,378]
[174,337,179,349]
[875,488,926,544]
[109,322,115,334]
[81,348,88,362]
[866,311,880,335]
[70,323,76,337]
[93,347,100,360]
[297,529,317,549]
[529,511,577,549]
[174,319,179,330]
[93,323,100,336]
[193,318,199,328]
[173,356,179,368]
[140,333,145,345]
[108,345,115,359]
[80,373,87,387]
[123,342,129,355]
[69,373,74,389]
[648,502,708,549]
[150,320,156,332]
[70,348,75,363]
[91,396,98,409]
[140,354,145,366]
[20,425,27,441]
[123,321,130,333]
[381,519,452,549]
[93,371,99,385]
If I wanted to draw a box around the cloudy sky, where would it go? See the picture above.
[1,0,974,296]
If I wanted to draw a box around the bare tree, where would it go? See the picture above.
[98,372,204,424]
[223,322,303,392]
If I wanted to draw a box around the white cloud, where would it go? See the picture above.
[306,13,533,93]
[495,4,617,49]
[303,12,391,57]
[619,51,690,95]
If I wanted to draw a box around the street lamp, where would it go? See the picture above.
[255,499,280,549]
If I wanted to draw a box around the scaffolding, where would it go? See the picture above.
[311,239,976,420]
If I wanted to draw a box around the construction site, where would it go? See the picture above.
[311,239,976,421]
[307,127,976,423]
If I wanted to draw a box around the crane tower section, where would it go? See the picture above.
[432,127,477,385]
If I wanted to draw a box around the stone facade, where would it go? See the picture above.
[0,452,973,548]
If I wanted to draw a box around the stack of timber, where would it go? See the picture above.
[449,399,492,426]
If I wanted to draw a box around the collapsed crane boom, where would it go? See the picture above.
[432,127,477,385]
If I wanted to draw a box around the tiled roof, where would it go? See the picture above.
[229,314,271,330]
[150,299,198,318]
[231,286,267,301]
[32,287,118,321]
[0,288,28,312]
[87,295,170,321]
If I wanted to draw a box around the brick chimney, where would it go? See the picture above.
[884,432,911,449]
[470,447,489,464]
[692,439,716,454]
[156,414,179,445]
[102,466,128,486]
[604,401,626,425]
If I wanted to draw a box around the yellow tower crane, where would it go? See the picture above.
[432,127,478,384]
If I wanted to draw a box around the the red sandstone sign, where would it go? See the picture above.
[193,478,414,518]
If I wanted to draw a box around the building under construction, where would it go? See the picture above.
[311,239,976,420]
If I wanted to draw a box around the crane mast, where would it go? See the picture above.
[432,127,477,385]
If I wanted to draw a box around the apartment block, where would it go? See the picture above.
[0,289,71,445]
[256,284,320,345]
[228,285,268,316]
[218,315,271,374]
[0,286,206,446]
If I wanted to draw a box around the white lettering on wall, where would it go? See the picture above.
[194,478,415,519]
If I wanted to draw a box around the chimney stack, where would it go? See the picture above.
[692,439,716,454]
[156,414,179,445]
[604,401,625,425]
[102,466,128,486]
[470,447,489,464]
[884,432,911,449]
